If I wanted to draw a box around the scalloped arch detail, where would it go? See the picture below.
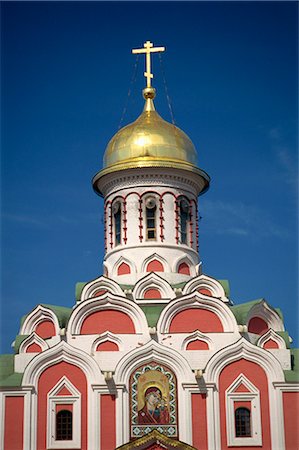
[80,276,124,302]
[19,332,49,354]
[182,274,228,302]
[246,301,285,332]
[181,330,213,351]
[132,273,176,301]
[113,256,136,277]
[256,329,286,350]
[141,253,171,273]
[91,332,123,354]
[20,305,60,337]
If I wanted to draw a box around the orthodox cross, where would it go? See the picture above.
[132,41,165,88]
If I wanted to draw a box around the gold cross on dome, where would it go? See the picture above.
[132,41,165,88]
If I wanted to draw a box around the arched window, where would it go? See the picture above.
[56,410,73,440]
[235,407,251,437]
[113,201,121,246]
[145,197,157,240]
[179,198,190,244]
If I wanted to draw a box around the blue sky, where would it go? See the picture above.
[1,1,298,353]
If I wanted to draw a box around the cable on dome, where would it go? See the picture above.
[158,53,176,126]
[118,55,140,130]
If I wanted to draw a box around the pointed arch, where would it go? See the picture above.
[19,332,49,354]
[67,292,149,336]
[257,329,286,350]
[80,275,125,302]
[20,305,60,337]
[132,273,175,302]
[204,338,284,383]
[91,332,123,354]
[182,274,228,302]
[157,291,238,334]
[173,255,196,277]
[246,300,284,332]
[113,256,136,277]
[141,253,170,273]
[182,330,213,351]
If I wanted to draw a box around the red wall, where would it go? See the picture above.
[219,359,271,450]
[283,392,299,450]
[187,340,209,350]
[191,393,208,450]
[81,309,135,334]
[100,395,116,450]
[4,396,24,450]
[169,308,223,333]
[37,361,87,450]
[35,320,56,338]
[147,260,164,272]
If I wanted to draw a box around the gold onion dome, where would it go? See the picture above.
[103,87,198,171]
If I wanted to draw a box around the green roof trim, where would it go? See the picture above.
[75,282,86,301]
[218,280,230,298]
[230,299,282,325]
[0,372,23,387]
[14,335,30,354]
[0,354,15,381]
[20,304,72,328]
[284,348,299,382]
[140,305,167,327]
[277,331,291,349]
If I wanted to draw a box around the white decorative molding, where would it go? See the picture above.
[172,255,196,277]
[182,274,228,302]
[140,252,171,273]
[246,300,285,331]
[181,330,213,351]
[20,305,60,336]
[157,291,238,334]
[257,329,286,349]
[226,374,262,446]
[67,292,149,337]
[91,331,123,354]
[112,255,137,277]
[132,272,176,301]
[19,332,49,354]
[47,377,81,449]
[79,276,125,302]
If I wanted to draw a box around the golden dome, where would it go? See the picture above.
[93,88,210,196]
[103,88,198,171]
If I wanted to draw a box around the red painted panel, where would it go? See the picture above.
[81,309,135,334]
[57,386,72,396]
[283,392,299,450]
[186,339,209,350]
[192,393,208,449]
[117,262,131,275]
[56,404,73,413]
[169,308,223,333]
[144,288,162,299]
[263,339,279,349]
[4,396,24,450]
[35,320,56,338]
[146,260,164,272]
[234,383,250,393]
[178,262,190,275]
[248,317,268,335]
[93,289,107,297]
[219,359,271,450]
[234,401,251,411]
[37,362,87,450]
[101,394,116,450]
[26,343,42,353]
[96,341,119,351]
[198,288,212,296]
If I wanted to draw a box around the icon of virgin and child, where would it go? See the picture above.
[138,386,170,424]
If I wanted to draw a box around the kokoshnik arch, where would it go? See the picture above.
[1,41,298,450]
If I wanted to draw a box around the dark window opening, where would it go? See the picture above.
[179,198,189,244]
[113,202,121,245]
[146,198,157,240]
[56,409,73,440]
[235,407,251,437]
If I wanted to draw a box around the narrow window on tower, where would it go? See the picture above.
[179,198,190,244]
[145,197,157,240]
[235,407,251,437]
[56,410,73,440]
[113,201,122,246]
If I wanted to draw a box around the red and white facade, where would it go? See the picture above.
[1,45,298,450]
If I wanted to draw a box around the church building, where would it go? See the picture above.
[1,41,298,450]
